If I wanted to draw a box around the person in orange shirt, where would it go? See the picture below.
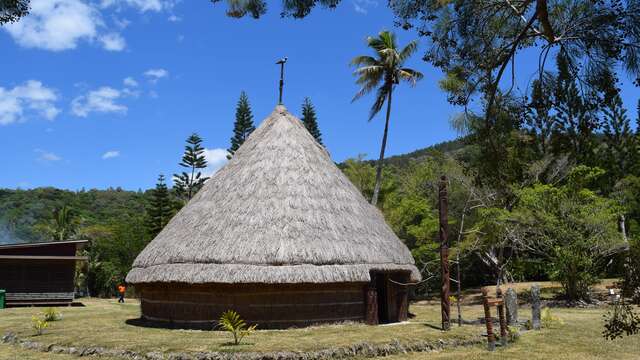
[117,284,126,303]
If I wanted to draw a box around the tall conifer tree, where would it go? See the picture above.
[602,92,634,182]
[552,53,599,164]
[635,100,640,175]
[301,97,323,145]
[527,79,554,156]
[228,91,255,159]
[173,133,208,201]
[145,175,174,237]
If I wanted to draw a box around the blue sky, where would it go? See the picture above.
[0,0,638,190]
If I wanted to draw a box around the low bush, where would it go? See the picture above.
[541,308,564,328]
[31,316,49,336]
[602,301,640,340]
[42,308,61,322]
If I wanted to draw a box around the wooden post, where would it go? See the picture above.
[439,176,451,331]
[497,288,508,346]
[482,288,496,351]
[365,277,378,325]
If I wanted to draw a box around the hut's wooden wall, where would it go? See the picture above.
[0,241,84,306]
[138,283,368,329]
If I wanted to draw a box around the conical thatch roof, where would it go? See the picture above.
[127,106,420,285]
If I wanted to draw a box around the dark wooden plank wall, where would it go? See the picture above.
[0,260,76,294]
[138,283,367,329]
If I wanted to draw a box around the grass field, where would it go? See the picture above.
[0,281,638,359]
[0,298,481,356]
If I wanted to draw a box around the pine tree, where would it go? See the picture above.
[301,97,323,145]
[173,133,208,201]
[527,79,554,156]
[602,92,634,182]
[145,175,174,237]
[227,91,255,159]
[635,100,640,175]
[552,53,599,165]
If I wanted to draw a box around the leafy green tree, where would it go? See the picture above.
[301,97,323,145]
[228,91,255,159]
[341,155,395,207]
[511,167,624,301]
[174,133,208,202]
[145,175,175,238]
[391,1,640,121]
[209,0,339,19]
[351,30,423,206]
[0,0,29,24]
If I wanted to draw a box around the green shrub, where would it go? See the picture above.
[31,316,49,336]
[217,310,257,345]
[541,308,564,328]
[602,300,640,340]
[622,238,640,304]
[42,308,61,322]
[549,246,599,302]
[507,325,521,342]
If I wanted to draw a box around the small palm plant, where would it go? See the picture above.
[217,310,257,345]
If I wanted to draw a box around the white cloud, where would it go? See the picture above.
[144,68,169,83]
[100,0,173,12]
[102,150,120,159]
[2,0,130,52]
[167,14,181,22]
[123,77,138,87]
[203,148,229,176]
[35,149,62,162]
[3,0,100,51]
[71,86,127,117]
[0,80,59,125]
[100,32,126,51]
[352,0,377,14]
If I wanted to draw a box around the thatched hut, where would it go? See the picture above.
[126,106,420,328]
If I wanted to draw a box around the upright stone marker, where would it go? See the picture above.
[505,288,518,326]
[531,285,541,330]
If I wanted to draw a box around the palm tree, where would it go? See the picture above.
[51,205,78,241]
[351,31,423,206]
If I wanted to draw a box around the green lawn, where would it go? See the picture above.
[1,281,638,359]
[384,307,640,360]
[0,298,480,357]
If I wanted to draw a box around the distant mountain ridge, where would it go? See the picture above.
[354,137,467,168]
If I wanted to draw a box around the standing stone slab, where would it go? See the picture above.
[505,288,518,326]
[531,285,541,330]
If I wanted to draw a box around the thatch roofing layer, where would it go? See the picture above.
[127,106,420,284]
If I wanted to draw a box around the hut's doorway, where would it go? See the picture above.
[367,271,410,325]
[375,274,390,323]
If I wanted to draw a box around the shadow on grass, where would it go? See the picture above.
[422,323,444,331]
[219,342,256,347]
[125,318,214,330]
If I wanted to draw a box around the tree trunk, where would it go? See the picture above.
[371,87,393,206]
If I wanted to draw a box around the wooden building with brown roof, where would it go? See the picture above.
[0,240,87,306]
